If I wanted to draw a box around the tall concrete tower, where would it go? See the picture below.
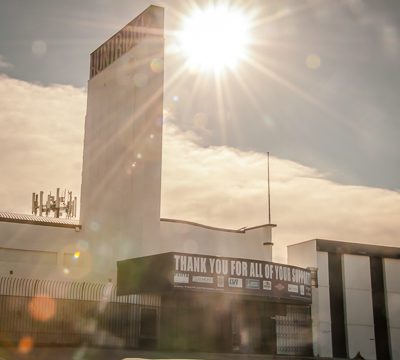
[80,6,164,279]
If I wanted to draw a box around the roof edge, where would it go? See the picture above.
[315,239,400,259]
[0,212,81,230]
[160,218,276,234]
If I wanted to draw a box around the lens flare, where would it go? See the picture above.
[306,54,321,69]
[150,57,163,73]
[18,336,34,354]
[28,295,56,321]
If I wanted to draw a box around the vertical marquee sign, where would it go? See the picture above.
[89,5,164,78]
[117,252,312,303]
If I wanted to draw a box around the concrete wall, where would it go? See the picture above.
[80,6,164,279]
[0,221,88,280]
[342,254,376,360]
[384,258,400,360]
[288,242,334,358]
[288,241,400,360]
[287,240,317,268]
[287,241,331,357]
[159,220,273,261]
[314,251,333,358]
[0,218,273,283]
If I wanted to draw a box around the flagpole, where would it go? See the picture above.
[267,152,271,224]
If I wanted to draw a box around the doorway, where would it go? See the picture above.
[232,300,279,354]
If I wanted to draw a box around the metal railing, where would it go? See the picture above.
[0,277,160,348]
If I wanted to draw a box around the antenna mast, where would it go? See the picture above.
[267,152,271,224]
[32,187,78,218]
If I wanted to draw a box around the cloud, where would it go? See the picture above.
[0,75,86,213]
[161,122,400,262]
[0,55,14,69]
[0,75,399,262]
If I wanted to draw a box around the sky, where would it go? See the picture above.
[0,0,399,261]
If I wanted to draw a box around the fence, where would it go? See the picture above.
[0,277,160,348]
[276,304,313,356]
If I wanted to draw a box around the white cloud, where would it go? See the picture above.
[0,75,399,262]
[0,75,86,213]
[161,123,400,262]
[0,55,13,69]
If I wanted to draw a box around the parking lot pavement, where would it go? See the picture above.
[0,346,324,360]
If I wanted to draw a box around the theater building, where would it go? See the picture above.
[80,5,314,355]
[0,5,398,359]
[117,252,313,354]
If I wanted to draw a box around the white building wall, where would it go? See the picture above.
[287,241,332,358]
[384,258,400,360]
[314,251,333,358]
[287,239,317,269]
[159,220,273,261]
[342,254,376,360]
[80,6,164,280]
[0,221,87,280]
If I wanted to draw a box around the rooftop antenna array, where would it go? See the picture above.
[31,188,77,218]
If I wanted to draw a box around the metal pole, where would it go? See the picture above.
[47,194,51,216]
[267,152,271,224]
[32,193,36,215]
[74,196,77,218]
[39,191,43,216]
[55,188,60,218]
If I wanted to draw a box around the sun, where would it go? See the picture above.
[178,5,250,72]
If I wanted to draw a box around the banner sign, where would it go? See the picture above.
[90,5,163,78]
[171,253,312,302]
[117,252,312,303]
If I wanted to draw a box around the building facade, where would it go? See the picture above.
[0,5,398,359]
[289,239,400,360]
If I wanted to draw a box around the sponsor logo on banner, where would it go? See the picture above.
[274,283,285,291]
[192,276,214,284]
[174,273,189,284]
[263,280,272,290]
[217,276,224,287]
[245,279,260,289]
[300,285,305,295]
[288,284,299,293]
[228,278,243,288]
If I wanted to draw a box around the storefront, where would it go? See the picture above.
[118,252,313,355]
